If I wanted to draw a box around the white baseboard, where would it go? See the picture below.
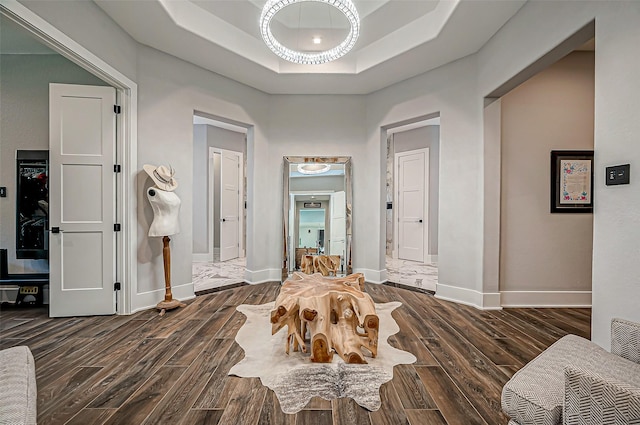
[192,253,212,262]
[131,282,195,314]
[245,268,281,284]
[500,290,592,307]
[353,268,387,284]
[481,292,502,309]
[435,283,502,310]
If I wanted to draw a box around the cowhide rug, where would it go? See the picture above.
[229,301,416,414]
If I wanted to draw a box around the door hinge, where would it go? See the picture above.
[114,282,121,291]
[114,164,121,173]
[114,223,121,232]
[114,105,121,114]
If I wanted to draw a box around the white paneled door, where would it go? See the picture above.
[219,149,242,262]
[49,83,117,317]
[396,149,429,262]
[329,191,346,257]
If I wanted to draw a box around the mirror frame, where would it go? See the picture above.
[283,156,352,281]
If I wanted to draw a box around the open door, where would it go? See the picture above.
[219,149,242,262]
[49,83,117,317]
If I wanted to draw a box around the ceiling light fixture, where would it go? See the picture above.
[297,163,331,175]
[260,0,360,65]
[312,36,322,45]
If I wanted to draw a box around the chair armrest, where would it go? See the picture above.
[0,346,37,425]
[564,365,640,425]
[612,318,640,364]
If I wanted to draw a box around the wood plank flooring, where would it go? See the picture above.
[0,282,591,425]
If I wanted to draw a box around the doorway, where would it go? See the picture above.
[299,209,326,252]
[495,45,595,307]
[191,114,247,292]
[384,117,440,292]
[0,14,121,317]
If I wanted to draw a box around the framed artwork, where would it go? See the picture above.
[550,150,594,213]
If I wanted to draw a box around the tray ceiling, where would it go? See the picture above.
[92,0,526,94]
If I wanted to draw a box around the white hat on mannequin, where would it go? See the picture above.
[143,164,178,191]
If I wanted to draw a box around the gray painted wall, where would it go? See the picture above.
[136,45,269,296]
[0,54,107,274]
[20,0,138,81]
[268,94,367,275]
[207,125,247,155]
[289,175,345,193]
[500,51,594,294]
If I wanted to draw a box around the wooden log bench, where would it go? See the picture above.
[270,272,378,364]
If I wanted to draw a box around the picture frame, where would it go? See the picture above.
[550,150,594,213]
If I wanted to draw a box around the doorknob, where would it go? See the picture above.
[418,219,423,223]
[221,218,226,222]
[50,227,62,233]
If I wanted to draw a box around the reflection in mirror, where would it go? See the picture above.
[283,156,352,280]
[16,150,49,260]
[298,209,325,251]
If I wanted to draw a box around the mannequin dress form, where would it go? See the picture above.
[147,187,181,237]
[147,187,185,315]
[145,164,185,315]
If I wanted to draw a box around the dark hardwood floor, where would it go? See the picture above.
[0,282,591,425]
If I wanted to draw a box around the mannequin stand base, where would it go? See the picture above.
[156,299,186,316]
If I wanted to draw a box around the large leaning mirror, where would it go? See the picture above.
[283,156,352,280]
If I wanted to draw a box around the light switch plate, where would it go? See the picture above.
[606,164,630,186]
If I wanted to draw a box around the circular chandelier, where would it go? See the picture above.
[259,0,360,65]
